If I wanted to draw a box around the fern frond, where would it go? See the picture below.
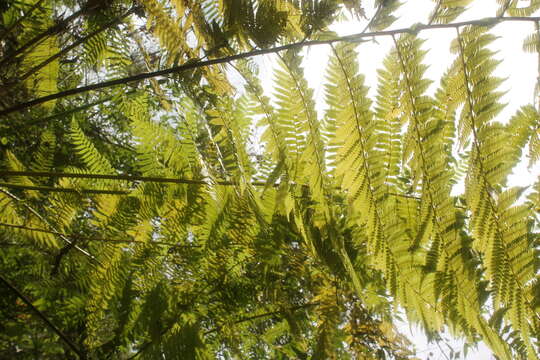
[143,0,195,65]
[3,150,39,198]
[276,50,328,206]
[20,27,59,109]
[452,26,539,358]
[30,130,56,175]
[325,42,381,253]
[505,0,540,16]
[0,189,59,248]
[69,119,115,175]
[429,0,473,24]
[207,96,254,188]
[368,0,401,31]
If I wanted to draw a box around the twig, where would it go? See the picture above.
[535,22,540,112]
[360,2,383,33]
[0,0,47,42]
[0,5,89,68]
[0,221,200,248]
[86,125,135,152]
[0,182,130,195]
[428,0,441,25]
[5,90,136,133]
[0,274,86,359]
[17,6,137,83]
[498,0,512,17]
[128,303,318,359]
[0,170,270,187]
[203,302,318,335]
[0,188,96,261]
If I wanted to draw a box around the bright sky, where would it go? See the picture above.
[254,1,539,359]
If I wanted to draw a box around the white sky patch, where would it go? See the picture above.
[251,1,539,358]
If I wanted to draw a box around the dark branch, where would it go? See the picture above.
[0,0,47,42]
[0,274,86,359]
[204,302,319,335]
[0,222,200,248]
[51,240,77,276]
[0,5,89,68]
[128,303,318,359]
[18,6,137,83]
[0,182,130,195]
[1,16,539,116]
[0,170,270,187]
[0,188,96,261]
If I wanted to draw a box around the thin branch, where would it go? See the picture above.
[36,95,112,122]
[0,5,89,68]
[128,303,318,359]
[0,0,47,42]
[498,0,512,17]
[360,2,383,33]
[0,242,27,247]
[0,182,130,195]
[0,188,96,261]
[203,302,318,335]
[0,274,86,359]
[0,222,198,248]
[0,170,270,187]
[85,124,135,152]
[17,6,137,83]
[127,337,158,360]
[0,172,466,210]
[435,340,451,360]
[2,15,539,116]
[6,90,136,133]
[428,0,441,25]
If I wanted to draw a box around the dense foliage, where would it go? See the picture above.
[1,0,539,359]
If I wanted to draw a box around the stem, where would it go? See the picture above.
[498,0,512,17]
[0,188,96,261]
[428,0,441,25]
[0,170,270,187]
[203,302,318,335]
[533,22,540,111]
[85,124,135,152]
[18,7,137,83]
[0,182,130,195]
[0,5,89,68]
[128,303,318,359]
[0,274,86,359]
[6,91,136,132]
[0,222,199,248]
[0,0,47,42]
[2,16,539,116]
[360,2,383,33]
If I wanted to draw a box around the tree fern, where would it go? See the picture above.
[451,26,538,359]
[3,1,540,358]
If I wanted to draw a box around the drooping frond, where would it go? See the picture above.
[3,1,540,358]
[368,0,402,31]
[325,42,381,254]
[429,0,473,24]
[29,130,56,175]
[275,50,329,207]
[502,0,540,16]
[449,25,539,359]
[69,119,115,175]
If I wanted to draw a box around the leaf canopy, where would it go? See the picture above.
[1,0,539,359]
